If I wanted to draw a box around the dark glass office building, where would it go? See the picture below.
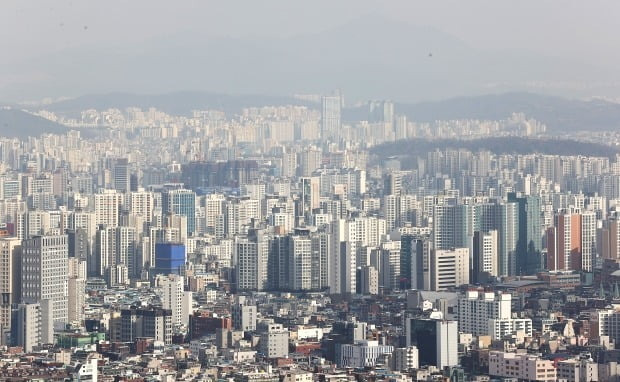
[154,243,186,276]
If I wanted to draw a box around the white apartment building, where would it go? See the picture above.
[157,274,189,328]
[391,346,419,371]
[430,248,469,291]
[0,237,20,343]
[458,290,512,336]
[128,190,155,223]
[581,210,597,272]
[489,318,533,340]
[329,219,356,295]
[235,234,269,291]
[94,189,123,227]
[288,235,313,290]
[203,193,225,236]
[67,258,86,324]
[17,210,52,240]
[310,232,330,290]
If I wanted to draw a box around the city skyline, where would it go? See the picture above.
[1,2,620,381]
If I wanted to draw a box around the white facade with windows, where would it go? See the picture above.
[259,323,289,358]
[489,351,556,381]
[21,235,68,325]
[458,290,511,336]
[157,274,186,328]
[489,318,533,340]
[430,248,469,291]
[340,340,394,368]
[391,346,419,371]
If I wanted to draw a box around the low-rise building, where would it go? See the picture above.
[488,318,533,340]
[391,346,419,371]
[557,358,598,382]
[489,351,556,381]
[340,340,394,368]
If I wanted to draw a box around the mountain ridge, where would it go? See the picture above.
[0,108,71,139]
[39,91,620,132]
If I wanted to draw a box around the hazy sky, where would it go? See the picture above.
[2,0,620,102]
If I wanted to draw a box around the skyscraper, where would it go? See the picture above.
[128,190,155,224]
[358,266,379,295]
[473,202,518,276]
[180,160,259,190]
[299,177,320,217]
[67,228,89,261]
[547,209,596,271]
[581,210,597,272]
[430,248,469,291]
[400,235,430,290]
[310,231,330,291]
[508,193,542,275]
[384,194,400,232]
[281,150,298,178]
[67,258,86,325]
[96,226,137,279]
[321,94,342,141]
[298,147,322,177]
[329,219,356,295]
[433,203,471,251]
[288,235,313,291]
[21,235,69,326]
[0,237,20,344]
[599,216,620,260]
[379,240,401,290]
[162,187,196,235]
[472,230,498,283]
[235,229,269,291]
[156,274,190,328]
[547,212,582,271]
[94,189,123,227]
[112,158,130,193]
[384,171,403,196]
[268,235,290,291]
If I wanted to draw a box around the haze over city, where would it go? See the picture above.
[3,0,620,102]
[0,2,620,381]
